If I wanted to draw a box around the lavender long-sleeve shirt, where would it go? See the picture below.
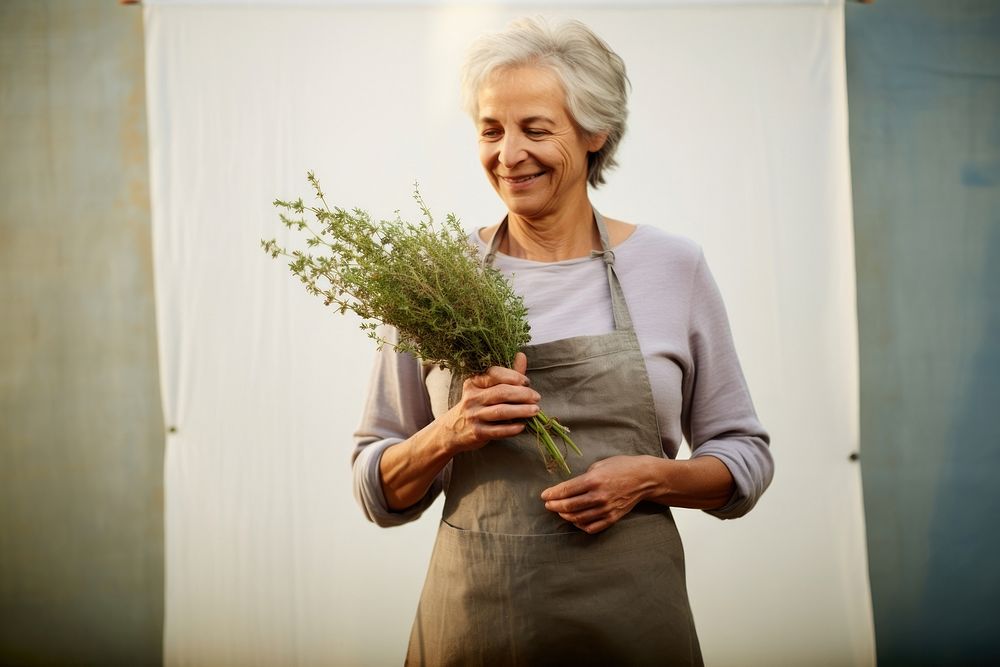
[352,225,773,526]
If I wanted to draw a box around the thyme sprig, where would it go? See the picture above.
[262,172,580,475]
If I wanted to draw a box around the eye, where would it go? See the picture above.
[525,129,547,137]
[480,127,502,140]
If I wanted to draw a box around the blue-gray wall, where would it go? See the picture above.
[0,2,163,665]
[846,1,1000,664]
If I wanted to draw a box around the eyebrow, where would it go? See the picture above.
[479,115,556,126]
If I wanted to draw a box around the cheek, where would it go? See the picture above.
[478,143,497,169]
[552,142,582,177]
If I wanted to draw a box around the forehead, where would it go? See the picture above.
[477,66,570,122]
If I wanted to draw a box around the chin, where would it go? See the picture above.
[504,201,547,220]
[498,192,551,218]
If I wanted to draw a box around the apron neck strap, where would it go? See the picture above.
[484,209,633,331]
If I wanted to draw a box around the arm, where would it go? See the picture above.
[379,352,539,510]
[352,327,440,527]
[542,249,773,532]
[681,250,773,518]
[353,333,540,523]
[541,454,735,534]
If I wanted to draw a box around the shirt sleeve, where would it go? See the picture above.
[352,326,443,527]
[683,251,774,519]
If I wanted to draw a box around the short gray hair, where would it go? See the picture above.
[461,17,630,188]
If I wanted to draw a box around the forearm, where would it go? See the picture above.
[379,420,454,511]
[541,453,737,533]
[642,454,735,511]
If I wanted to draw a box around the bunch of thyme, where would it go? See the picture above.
[262,172,580,475]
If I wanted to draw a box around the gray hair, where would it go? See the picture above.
[461,17,630,188]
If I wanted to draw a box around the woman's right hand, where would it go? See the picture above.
[439,351,540,454]
[379,351,539,511]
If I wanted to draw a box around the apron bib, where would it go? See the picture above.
[406,213,702,667]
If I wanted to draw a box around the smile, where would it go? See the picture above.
[500,172,545,185]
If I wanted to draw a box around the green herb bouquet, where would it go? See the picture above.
[262,172,580,475]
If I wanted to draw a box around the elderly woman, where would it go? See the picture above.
[353,16,773,666]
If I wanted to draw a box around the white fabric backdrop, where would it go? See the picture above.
[144,1,874,665]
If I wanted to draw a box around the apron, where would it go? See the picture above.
[406,212,702,667]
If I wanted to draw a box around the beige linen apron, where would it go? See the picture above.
[406,213,702,667]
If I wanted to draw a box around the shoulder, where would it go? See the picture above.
[613,226,730,335]
[614,224,705,275]
[474,225,494,247]
[468,227,489,257]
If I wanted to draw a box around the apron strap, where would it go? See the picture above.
[484,209,634,331]
[591,209,633,331]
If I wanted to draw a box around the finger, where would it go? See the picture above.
[479,384,540,407]
[468,367,527,389]
[475,422,528,440]
[480,402,540,423]
[577,519,611,535]
[545,493,602,514]
[459,421,528,447]
[541,474,594,501]
[512,351,528,377]
[557,506,608,524]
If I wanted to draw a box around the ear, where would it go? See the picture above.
[587,131,609,153]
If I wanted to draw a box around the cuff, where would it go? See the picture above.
[690,437,772,520]
[352,438,442,527]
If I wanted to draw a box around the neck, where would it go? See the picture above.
[503,198,600,262]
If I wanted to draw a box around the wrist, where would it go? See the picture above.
[423,416,462,462]
[638,455,670,502]
[639,455,675,504]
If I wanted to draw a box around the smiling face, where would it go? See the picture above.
[477,66,606,221]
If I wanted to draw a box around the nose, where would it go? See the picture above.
[498,132,526,168]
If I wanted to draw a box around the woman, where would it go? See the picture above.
[353,17,773,666]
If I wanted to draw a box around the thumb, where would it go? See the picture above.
[513,351,528,377]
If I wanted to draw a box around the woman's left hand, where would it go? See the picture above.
[540,455,658,534]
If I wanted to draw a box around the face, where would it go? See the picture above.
[476,66,606,220]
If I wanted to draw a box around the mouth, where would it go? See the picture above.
[499,171,546,186]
